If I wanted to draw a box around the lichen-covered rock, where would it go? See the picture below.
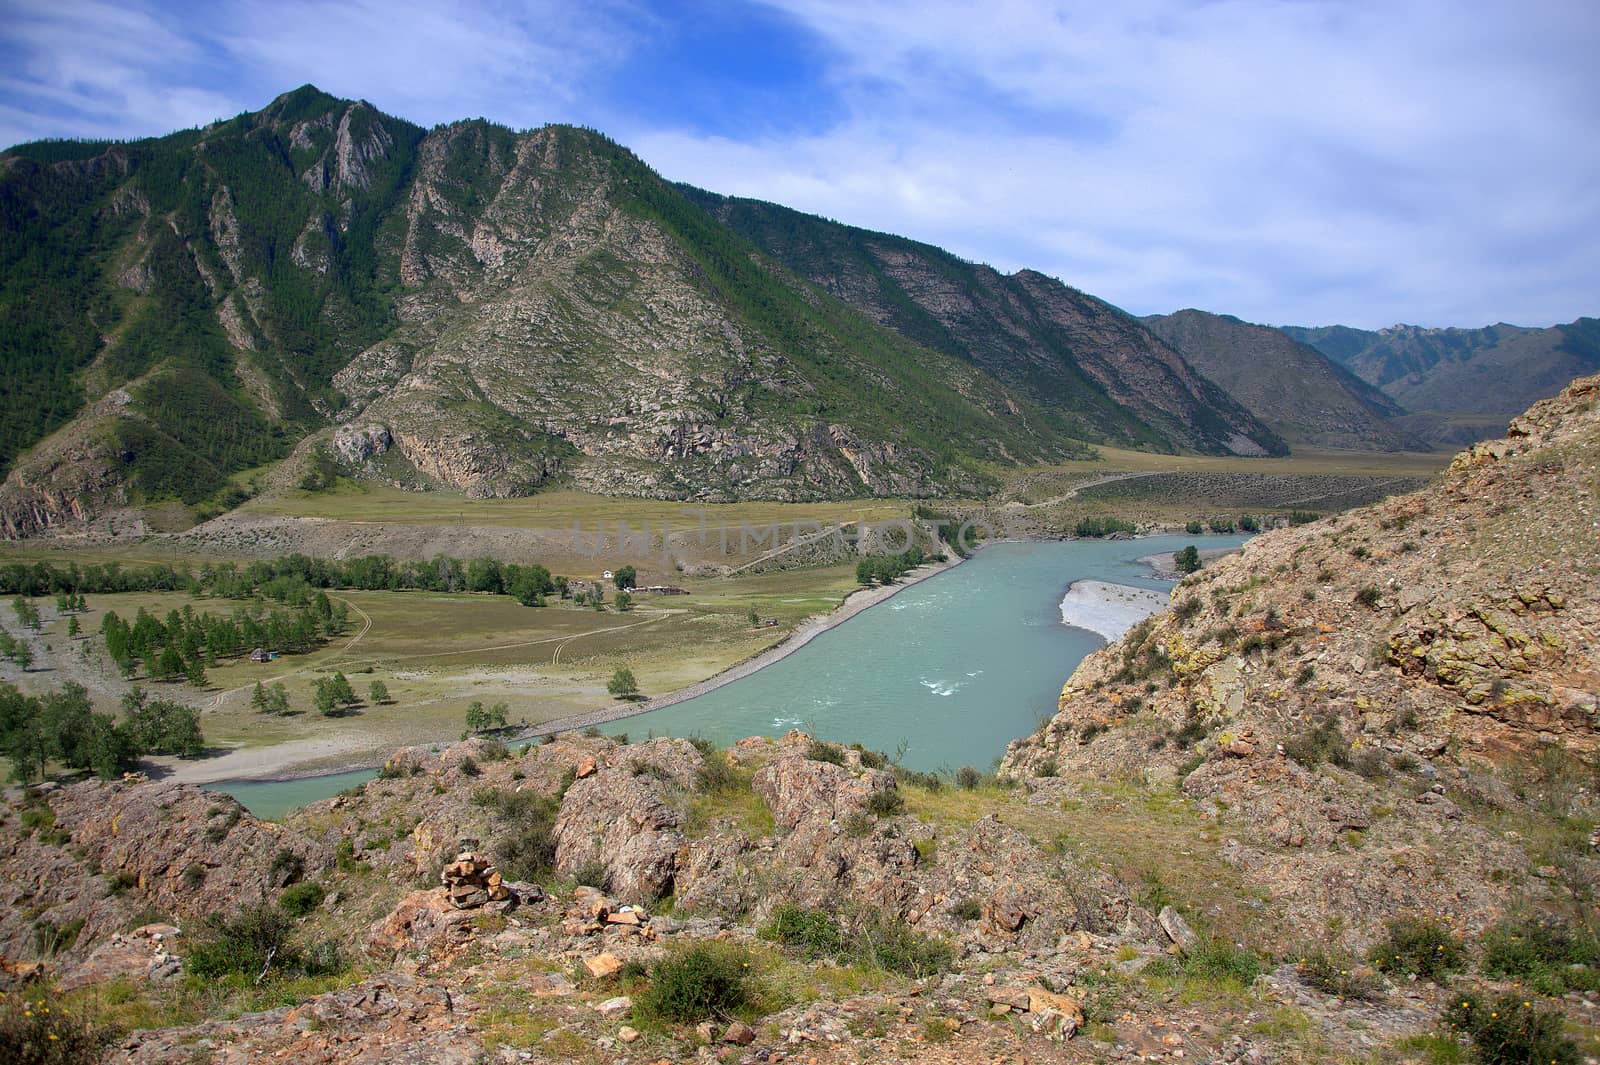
[552,756,692,904]
[1001,374,1600,942]
[752,731,897,829]
[364,889,476,963]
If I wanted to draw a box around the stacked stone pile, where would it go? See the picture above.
[439,851,509,909]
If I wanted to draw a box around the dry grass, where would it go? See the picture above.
[8,563,865,773]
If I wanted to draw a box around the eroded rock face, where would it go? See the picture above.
[0,780,325,985]
[1001,374,1600,942]
[45,781,326,920]
[752,731,897,829]
[334,423,392,464]
[551,738,704,903]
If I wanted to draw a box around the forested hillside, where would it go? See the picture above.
[2,86,1286,536]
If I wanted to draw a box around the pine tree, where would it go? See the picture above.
[156,644,184,681]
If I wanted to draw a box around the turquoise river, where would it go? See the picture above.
[210,535,1246,818]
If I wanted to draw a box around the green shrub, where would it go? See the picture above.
[761,904,844,958]
[852,745,888,769]
[1283,717,1350,768]
[1354,586,1382,609]
[761,904,953,978]
[896,766,943,791]
[1444,991,1580,1065]
[694,752,741,795]
[1349,747,1389,779]
[186,904,297,978]
[865,789,905,816]
[805,740,845,765]
[850,909,956,978]
[635,943,753,1024]
[955,766,982,790]
[1184,940,1263,987]
[1297,949,1385,1001]
[279,881,326,918]
[1075,516,1138,538]
[475,787,560,882]
[1481,915,1600,994]
[1368,916,1466,981]
[572,861,612,892]
[0,990,117,1064]
[269,848,304,883]
[32,916,85,956]
[951,897,984,921]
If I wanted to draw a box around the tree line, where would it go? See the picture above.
[0,683,202,782]
[856,546,927,586]
[0,553,567,605]
[100,593,347,682]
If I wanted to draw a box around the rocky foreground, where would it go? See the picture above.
[1,378,1598,1063]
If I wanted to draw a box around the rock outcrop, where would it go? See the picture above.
[1003,374,1600,940]
[551,738,703,903]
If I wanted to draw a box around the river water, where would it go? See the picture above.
[208,535,1244,816]
[601,535,1245,771]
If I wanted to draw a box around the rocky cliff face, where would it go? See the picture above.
[1145,309,1424,452]
[3,87,1299,537]
[1004,374,1600,935]
[690,190,1288,458]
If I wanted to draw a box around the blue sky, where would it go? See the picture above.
[2,0,1597,330]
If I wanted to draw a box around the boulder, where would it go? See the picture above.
[364,890,477,961]
[584,952,623,979]
[553,764,688,904]
[1158,905,1201,955]
[752,731,897,829]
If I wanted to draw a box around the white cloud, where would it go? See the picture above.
[632,0,1600,327]
[2,0,1596,327]
[0,0,242,142]
[214,0,642,130]
[0,0,642,146]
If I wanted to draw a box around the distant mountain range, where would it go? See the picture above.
[0,85,1590,537]
[1141,311,1422,452]
[1280,320,1600,446]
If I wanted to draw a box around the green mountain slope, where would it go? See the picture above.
[0,86,424,523]
[682,189,1287,458]
[1144,309,1425,451]
[2,86,1285,535]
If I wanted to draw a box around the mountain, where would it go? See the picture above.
[1142,309,1423,451]
[4,384,1596,1062]
[1282,319,1600,445]
[0,87,1287,537]
[1005,373,1600,936]
[683,189,1286,459]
